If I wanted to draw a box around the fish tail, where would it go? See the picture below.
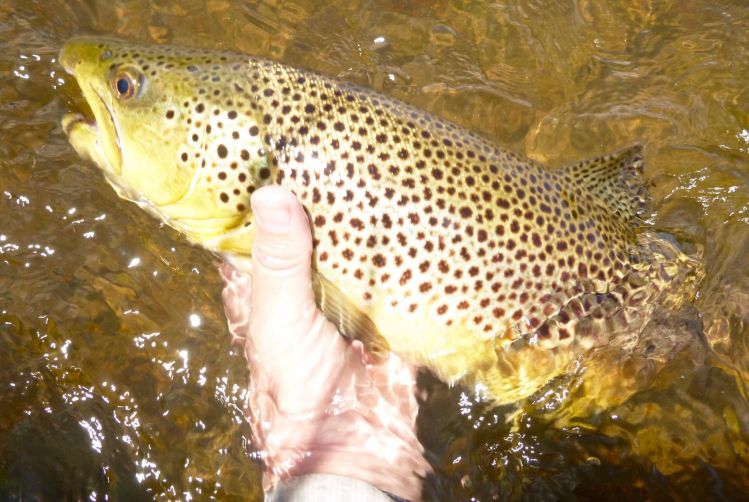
[477,232,704,406]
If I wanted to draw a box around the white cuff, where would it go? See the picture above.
[266,473,403,502]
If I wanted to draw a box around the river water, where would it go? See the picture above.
[1,0,748,499]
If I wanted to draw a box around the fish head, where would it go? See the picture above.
[59,37,269,252]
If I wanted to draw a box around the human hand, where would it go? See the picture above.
[220,186,430,501]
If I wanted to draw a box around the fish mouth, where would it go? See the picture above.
[60,56,124,176]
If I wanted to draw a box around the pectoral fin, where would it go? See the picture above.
[311,271,390,361]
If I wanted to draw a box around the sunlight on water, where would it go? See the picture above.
[0,0,748,500]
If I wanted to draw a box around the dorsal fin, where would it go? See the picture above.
[560,145,648,224]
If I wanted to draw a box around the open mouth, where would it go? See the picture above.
[59,73,96,131]
[59,63,124,176]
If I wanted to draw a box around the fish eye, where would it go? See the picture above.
[110,68,142,100]
[116,77,132,96]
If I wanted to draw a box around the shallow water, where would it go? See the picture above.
[1,0,748,500]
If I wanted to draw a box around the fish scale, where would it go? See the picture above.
[59,37,698,404]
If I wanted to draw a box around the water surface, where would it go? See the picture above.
[1,0,748,499]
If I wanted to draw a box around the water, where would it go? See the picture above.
[1,0,748,499]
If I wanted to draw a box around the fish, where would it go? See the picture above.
[58,37,700,405]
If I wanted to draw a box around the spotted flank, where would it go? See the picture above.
[59,37,701,404]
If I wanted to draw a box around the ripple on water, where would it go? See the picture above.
[1,0,749,499]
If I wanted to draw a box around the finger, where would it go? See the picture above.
[248,186,350,414]
[219,262,251,344]
[248,186,318,357]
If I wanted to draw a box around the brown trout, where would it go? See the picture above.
[59,37,697,404]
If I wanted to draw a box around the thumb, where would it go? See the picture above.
[249,186,317,353]
[252,185,312,271]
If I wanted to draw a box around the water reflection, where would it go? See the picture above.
[0,0,748,500]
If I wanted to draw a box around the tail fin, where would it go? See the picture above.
[474,233,704,417]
